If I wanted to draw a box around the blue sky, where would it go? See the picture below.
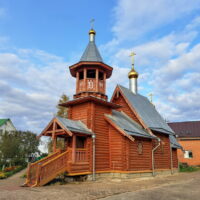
[1,0,200,135]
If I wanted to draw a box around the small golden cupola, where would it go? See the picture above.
[69,26,113,101]
[128,52,139,94]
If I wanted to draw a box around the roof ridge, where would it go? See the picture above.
[168,120,200,124]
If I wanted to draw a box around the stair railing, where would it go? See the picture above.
[36,150,69,186]
[26,149,61,185]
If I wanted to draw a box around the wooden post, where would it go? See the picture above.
[96,68,99,92]
[52,121,57,153]
[35,164,42,186]
[76,71,79,93]
[25,162,31,185]
[72,135,76,163]
[84,68,87,91]
[103,72,106,93]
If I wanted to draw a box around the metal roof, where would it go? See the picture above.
[169,135,182,149]
[0,119,9,127]
[118,85,175,135]
[80,41,103,62]
[168,121,200,137]
[106,110,155,139]
[56,116,93,135]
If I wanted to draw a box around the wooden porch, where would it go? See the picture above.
[25,117,92,187]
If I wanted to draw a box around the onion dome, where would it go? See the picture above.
[128,68,138,79]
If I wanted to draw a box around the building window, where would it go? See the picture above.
[184,150,193,159]
[79,71,84,80]
[87,70,96,78]
[137,142,143,154]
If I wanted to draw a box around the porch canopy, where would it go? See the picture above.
[38,116,93,138]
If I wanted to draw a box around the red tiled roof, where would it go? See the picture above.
[168,121,200,137]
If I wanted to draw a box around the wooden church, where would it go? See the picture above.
[25,28,181,187]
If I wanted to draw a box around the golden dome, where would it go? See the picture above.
[128,68,138,78]
[89,29,96,35]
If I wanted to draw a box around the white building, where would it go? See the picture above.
[0,119,16,133]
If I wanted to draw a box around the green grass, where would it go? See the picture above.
[179,165,200,173]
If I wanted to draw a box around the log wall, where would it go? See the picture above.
[153,132,171,169]
[172,149,178,168]
[93,103,111,171]
[128,137,152,171]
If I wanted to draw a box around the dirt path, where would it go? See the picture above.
[0,171,200,200]
[0,169,26,191]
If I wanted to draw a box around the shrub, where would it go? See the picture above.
[0,172,6,179]
[179,163,200,172]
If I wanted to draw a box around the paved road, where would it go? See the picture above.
[101,172,200,200]
[0,170,200,200]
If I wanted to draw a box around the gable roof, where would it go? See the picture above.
[106,110,155,139]
[168,121,200,137]
[80,41,103,62]
[56,116,93,135]
[117,85,175,135]
[0,119,9,127]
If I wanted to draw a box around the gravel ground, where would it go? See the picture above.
[0,170,200,200]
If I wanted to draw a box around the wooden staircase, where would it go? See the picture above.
[25,150,69,187]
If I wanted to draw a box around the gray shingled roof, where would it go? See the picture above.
[118,85,175,135]
[80,41,103,62]
[56,116,93,135]
[169,135,182,149]
[106,110,155,139]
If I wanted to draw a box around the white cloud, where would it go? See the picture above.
[112,0,200,41]
[103,2,200,122]
[0,49,75,133]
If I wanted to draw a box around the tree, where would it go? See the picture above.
[56,94,69,118]
[0,131,40,167]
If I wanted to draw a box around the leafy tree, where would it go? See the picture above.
[0,131,40,167]
[47,137,65,154]
[56,94,69,118]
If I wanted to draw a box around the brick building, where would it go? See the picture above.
[168,121,200,166]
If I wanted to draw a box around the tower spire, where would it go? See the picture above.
[128,51,138,94]
[89,19,96,42]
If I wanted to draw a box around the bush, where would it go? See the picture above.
[0,172,6,179]
[179,163,200,172]
[0,165,26,179]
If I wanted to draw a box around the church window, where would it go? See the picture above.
[87,69,96,78]
[137,142,143,154]
[160,141,165,154]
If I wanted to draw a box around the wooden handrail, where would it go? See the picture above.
[26,149,61,185]
[31,149,61,166]
[38,151,69,186]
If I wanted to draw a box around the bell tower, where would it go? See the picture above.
[69,28,113,101]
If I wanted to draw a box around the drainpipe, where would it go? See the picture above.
[152,138,161,177]
[170,143,173,174]
[92,134,96,181]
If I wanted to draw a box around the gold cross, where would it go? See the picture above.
[130,52,136,68]
[90,19,95,29]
